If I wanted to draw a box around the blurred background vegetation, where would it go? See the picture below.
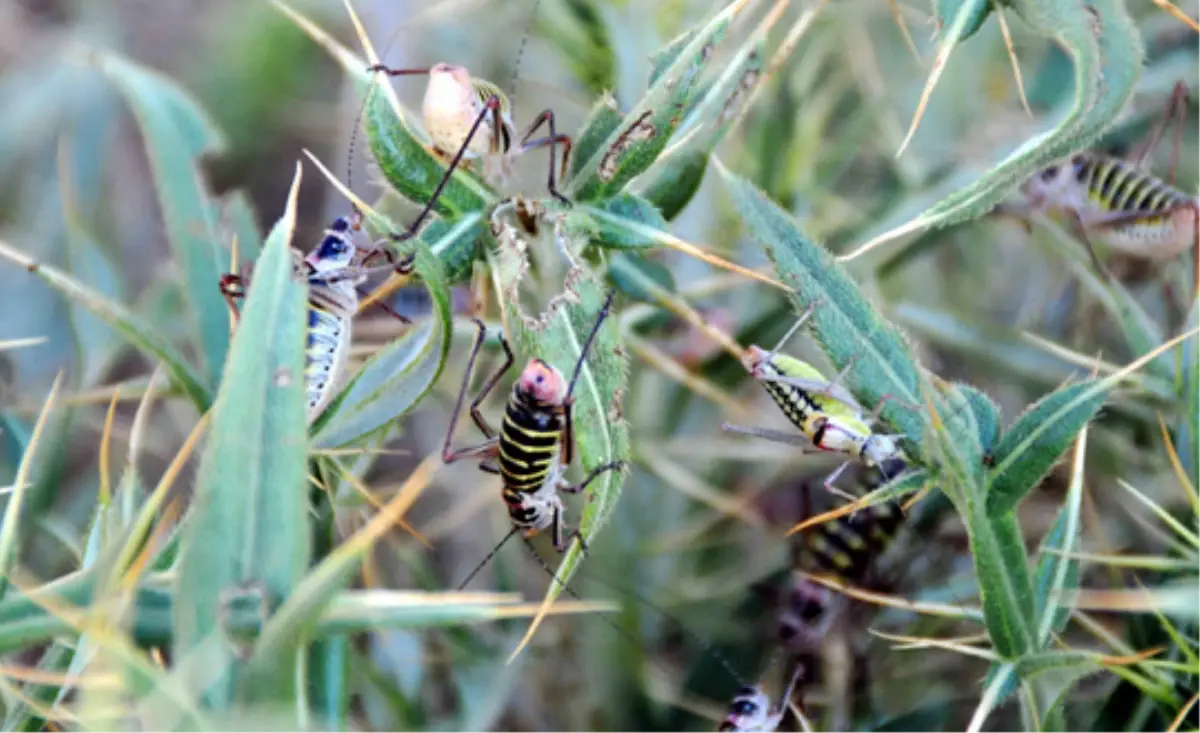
[0,0,1197,730]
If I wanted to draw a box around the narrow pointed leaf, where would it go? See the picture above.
[0,240,211,411]
[96,51,232,387]
[986,380,1106,517]
[173,167,311,709]
[566,0,753,201]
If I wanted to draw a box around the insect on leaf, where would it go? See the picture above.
[716,163,931,458]
[310,212,456,449]
[173,165,311,710]
[492,267,631,663]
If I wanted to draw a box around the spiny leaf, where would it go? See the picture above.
[841,0,1144,263]
[173,165,311,709]
[566,0,755,201]
[569,93,624,182]
[986,380,1107,517]
[956,383,1002,458]
[716,163,931,456]
[588,193,670,250]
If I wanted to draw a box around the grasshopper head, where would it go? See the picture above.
[718,687,773,732]
[1022,155,1086,211]
[517,358,568,406]
[305,218,358,272]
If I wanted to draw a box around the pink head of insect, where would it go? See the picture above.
[517,358,568,406]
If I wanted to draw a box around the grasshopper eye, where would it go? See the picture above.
[1039,165,1060,182]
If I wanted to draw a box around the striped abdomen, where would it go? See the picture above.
[303,280,357,422]
[498,391,563,504]
[801,500,905,583]
[1074,155,1190,218]
[757,361,824,431]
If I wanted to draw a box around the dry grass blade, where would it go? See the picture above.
[99,392,119,505]
[1151,0,1200,31]
[1159,413,1198,514]
[995,8,1032,116]
[1168,692,1200,732]
[805,571,982,621]
[886,0,922,64]
[120,410,213,587]
[868,628,998,661]
[0,337,48,351]
[333,461,431,548]
[638,453,764,526]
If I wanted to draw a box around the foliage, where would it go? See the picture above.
[0,0,1196,730]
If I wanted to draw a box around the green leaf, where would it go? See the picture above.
[96,51,232,388]
[362,83,494,218]
[636,147,709,221]
[566,0,751,201]
[956,383,1002,458]
[587,193,670,250]
[972,512,1038,660]
[569,93,625,182]
[0,250,210,416]
[716,163,930,456]
[310,211,456,448]
[173,166,311,709]
[419,213,487,285]
[986,380,1106,517]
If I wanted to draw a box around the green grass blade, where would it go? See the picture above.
[1033,425,1087,645]
[986,380,1107,517]
[173,165,311,710]
[95,51,232,388]
[0,241,211,411]
[1181,299,1198,487]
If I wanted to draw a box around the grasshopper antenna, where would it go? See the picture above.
[457,526,521,590]
[509,0,545,107]
[566,289,617,398]
[517,535,750,689]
